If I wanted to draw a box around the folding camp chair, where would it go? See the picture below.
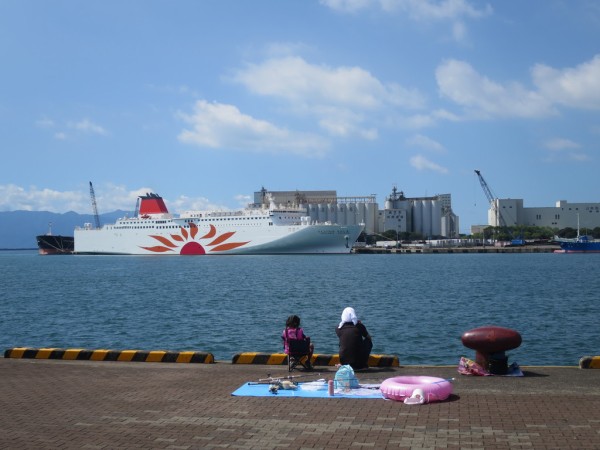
[287,338,312,372]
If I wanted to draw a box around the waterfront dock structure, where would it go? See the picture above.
[2,358,599,449]
[354,244,561,254]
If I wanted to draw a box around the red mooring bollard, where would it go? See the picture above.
[461,326,522,374]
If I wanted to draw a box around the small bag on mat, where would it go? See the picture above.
[334,364,359,389]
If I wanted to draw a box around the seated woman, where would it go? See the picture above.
[281,315,314,369]
[336,307,372,370]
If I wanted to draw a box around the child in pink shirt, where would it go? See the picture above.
[281,315,314,368]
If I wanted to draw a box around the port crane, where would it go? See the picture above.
[89,181,101,229]
[474,170,506,227]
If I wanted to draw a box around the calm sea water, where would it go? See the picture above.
[1,250,598,366]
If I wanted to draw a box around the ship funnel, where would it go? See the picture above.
[139,193,169,215]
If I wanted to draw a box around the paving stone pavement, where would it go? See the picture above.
[1,358,599,449]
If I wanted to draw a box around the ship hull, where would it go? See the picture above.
[74,222,363,255]
[36,235,75,255]
[555,241,600,253]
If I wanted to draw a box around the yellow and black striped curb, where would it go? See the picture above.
[232,353,399,367]
[4,348,214,363]
[579,355,600,369]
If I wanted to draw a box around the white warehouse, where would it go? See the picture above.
[489,198,600,230]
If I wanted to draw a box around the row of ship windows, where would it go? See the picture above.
[122,216,302,226]
[113,223,274,230]
[197,217,270,221]
[123,217,270,225]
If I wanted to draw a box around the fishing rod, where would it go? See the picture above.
[249,372,324,394]
[255,372,322,383]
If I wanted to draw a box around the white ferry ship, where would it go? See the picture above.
[74,192,364,255]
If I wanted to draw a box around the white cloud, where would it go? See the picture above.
[322,0,492,20]
[264,42,311,58]
[97,185,231,214]
[436,59,557,118]
[402,114,436,129]
[0,183,231,214]
[532,55,600,110]
[409,154,448,173]
[69,118,107,135]
[35,117,55,128]
[406,134,446,153]
[543,138,581,151]
[436,56,600,119]
[321,0,491,42]
[543,151,590,163]
[231,56,424,138]
[234,194,253,207]
[233,56,423,109]
[432,109,461,122]
[36,116,108,140]
[382,0,491,21]
[452,20,467,42]
[541,138,589,163]
[389,109,461,130]
[177,100,329,157]
[145,83,199,97]
[569,153,591,162]
[320,116,379,139]
[169,194,229,213]
[0,184,88,212]
[320,0,374,13]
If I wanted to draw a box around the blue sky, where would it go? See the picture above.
[1,0,599,233]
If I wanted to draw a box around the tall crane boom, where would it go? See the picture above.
[89,181,101,229]
[474,170,506,227]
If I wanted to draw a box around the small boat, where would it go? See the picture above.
[36,223,74,255]
[553,215,600,253]
[554,234,600,253]
[74,191,364,255]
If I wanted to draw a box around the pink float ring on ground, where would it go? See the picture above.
[380,376,452,403]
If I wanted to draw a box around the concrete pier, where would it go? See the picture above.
[1,358,598,449]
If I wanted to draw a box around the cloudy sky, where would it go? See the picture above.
[1,0,599,232]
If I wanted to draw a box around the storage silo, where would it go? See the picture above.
[365,202,377,234]
[337,204,346,224]
[327,204,337,224]
[318,204,327,223]
[346,203,357,225]
[422,200,432,237]
[412,200,423,235]
[431,200,442,236]
[308,203,319,223]
[355,203,366,227]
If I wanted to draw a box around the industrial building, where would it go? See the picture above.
[255,186,460,238]
[473,169,600,232]
[487,198,600,230]
[380,186,459,239]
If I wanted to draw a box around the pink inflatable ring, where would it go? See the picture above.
[380,376,452,403]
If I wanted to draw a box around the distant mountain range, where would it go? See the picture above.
[0,210,127,249]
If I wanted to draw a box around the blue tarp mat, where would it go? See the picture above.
[232,380,383,399]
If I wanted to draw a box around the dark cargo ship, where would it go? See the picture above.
[36,234,74,255]
[36,223,74,255]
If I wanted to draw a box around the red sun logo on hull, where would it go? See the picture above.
[140,223,249,255]
[180,241,206,255]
